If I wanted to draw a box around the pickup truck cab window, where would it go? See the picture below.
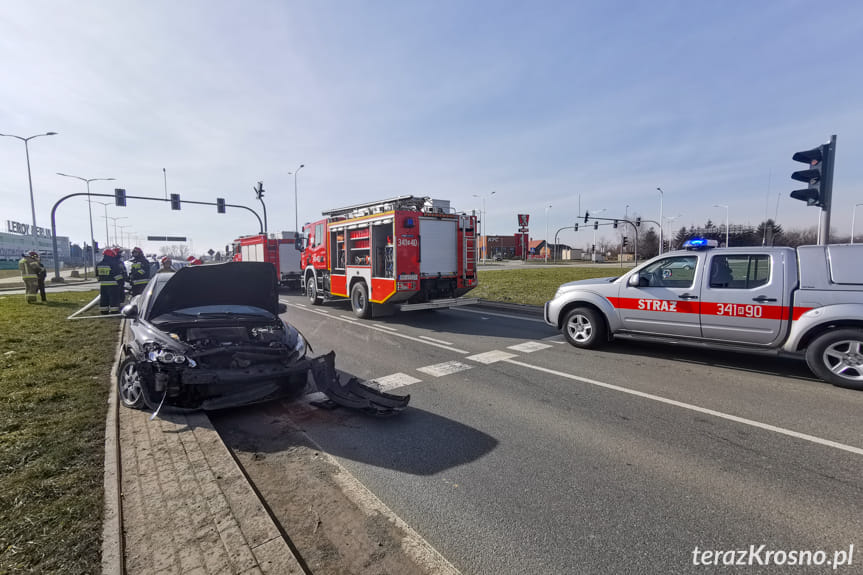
[710,255,770,289]
[639,256,698,288]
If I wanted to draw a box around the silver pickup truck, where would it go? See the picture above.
[544,241,863,390]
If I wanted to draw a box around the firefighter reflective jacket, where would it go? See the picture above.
[18,257,43,279]
[129,254,151,286]
[97,256,127,288]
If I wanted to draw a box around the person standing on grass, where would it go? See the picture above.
[96,249,127,314]
[18,251,44,304]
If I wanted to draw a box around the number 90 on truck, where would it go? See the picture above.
[301,196,479,318]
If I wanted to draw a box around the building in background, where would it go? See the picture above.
[0,220,71,270]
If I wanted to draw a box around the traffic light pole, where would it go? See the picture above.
[49,192,263,281]
[587,216,639,265]
[817,135,836,245]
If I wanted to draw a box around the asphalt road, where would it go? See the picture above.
[216,294,863,574]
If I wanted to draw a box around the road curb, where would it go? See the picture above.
[102,322,124,575]
[475,299,544,317]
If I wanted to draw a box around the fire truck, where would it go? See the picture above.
[232,233,302,289]
[302,196,478,318]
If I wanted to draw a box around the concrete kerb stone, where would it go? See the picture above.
[102,320,125,575]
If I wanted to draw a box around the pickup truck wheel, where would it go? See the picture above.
[563,307,606,349]
[307,277,322,305]
[118,357,147,409]
[805,329,863,390]
[351,282,371,319]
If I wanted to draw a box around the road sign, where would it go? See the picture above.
[518,226,529,232]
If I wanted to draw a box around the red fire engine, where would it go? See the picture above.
[302,196,478,318]
[232,233,302,289]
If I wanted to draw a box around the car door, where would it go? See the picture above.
[699,251,785,346]
[616,254,703,338]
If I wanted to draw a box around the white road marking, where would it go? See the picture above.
[369,372,422,392]
[295,303,307,307]
[467,350,518,364]
[451,307,547,324]
[542,334,566,344]
[507,341,552,353]
[417,361,473,377]
[376,324,398,331]
[282,301,469,354]
[418,335,454,345]
[502,358,863,457]
[340,314,359,322]
[315,309,330,314]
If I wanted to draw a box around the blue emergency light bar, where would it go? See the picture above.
[683,238,719,250]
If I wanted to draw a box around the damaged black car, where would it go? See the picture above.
[118,261,409,415]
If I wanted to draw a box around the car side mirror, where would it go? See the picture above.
[121,303,138,318]
[278,302,287,314]
[627,274,641,287]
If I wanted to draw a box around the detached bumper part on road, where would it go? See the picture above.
[310,351,410,416]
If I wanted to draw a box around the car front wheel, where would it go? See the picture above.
[805,329,863,390]
[118,357,147,409]
[562,307,606,349]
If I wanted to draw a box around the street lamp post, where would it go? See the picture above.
[656,187,664,254]
[290,164,305,239]
[473,191,496,262]
[93,201,113,247]
[56,173,116,270]
[545,203,552,263]
[0,131,58,234]
[852,203,863,245]
[118,224,132,251]
[104,215,128,246]
[662,214,682,250]
[713,204,729,247]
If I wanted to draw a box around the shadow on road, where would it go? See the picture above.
[212,396,499,476]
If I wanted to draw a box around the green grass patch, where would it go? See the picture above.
[473,267,623,306]
[0,270,22,280]
[0,291,118,574]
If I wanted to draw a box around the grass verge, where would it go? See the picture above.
[473,267,623,306]
[0,290,118,574]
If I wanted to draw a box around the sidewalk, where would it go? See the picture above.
[105,329,305,574]
[0,268,96,290]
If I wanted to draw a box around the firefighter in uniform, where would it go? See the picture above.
[96,249,127,314]
[18,251,44,304]
[128,247,151,295]
[156,256,174,274]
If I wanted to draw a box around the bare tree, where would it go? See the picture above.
[159,244,191,259]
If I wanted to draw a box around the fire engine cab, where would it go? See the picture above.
[302,196,478,318]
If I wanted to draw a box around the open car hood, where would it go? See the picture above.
[146,262,279,319]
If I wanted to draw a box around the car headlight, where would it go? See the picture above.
[293,332,307,358]
[144,343,191,365]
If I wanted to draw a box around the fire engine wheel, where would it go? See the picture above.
[562,307,606,349]
[805,329,863,390]
[351,282,371,319]
[118,357,147,409]
[307,277,322,305]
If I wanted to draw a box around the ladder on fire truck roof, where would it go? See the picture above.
[322,196,430,219]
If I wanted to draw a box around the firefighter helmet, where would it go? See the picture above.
[160,256,170,264]
[132,247,143,257]
[103,248,117,258]
[27,250,39,259]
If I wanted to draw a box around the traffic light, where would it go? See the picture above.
[254,181,265,199]
[114,188,126,207]
[622,236,629,248]
[635,217,641,227]
[791,136,836,208]
[170,193,181,210]
[216,198,226,213]
[593,221,598,230]
[613,219,618,229]
[574,223,579,232]
[584,211,589,223]
[591,244,596,252]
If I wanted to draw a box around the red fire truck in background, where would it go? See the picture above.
[232,233,302,290]
[302,196,478,318]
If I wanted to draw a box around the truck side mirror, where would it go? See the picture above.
[627,274,641,287]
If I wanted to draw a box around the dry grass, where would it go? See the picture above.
[0,291,118,574]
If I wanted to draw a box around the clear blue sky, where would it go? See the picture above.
[1,0,861,252]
